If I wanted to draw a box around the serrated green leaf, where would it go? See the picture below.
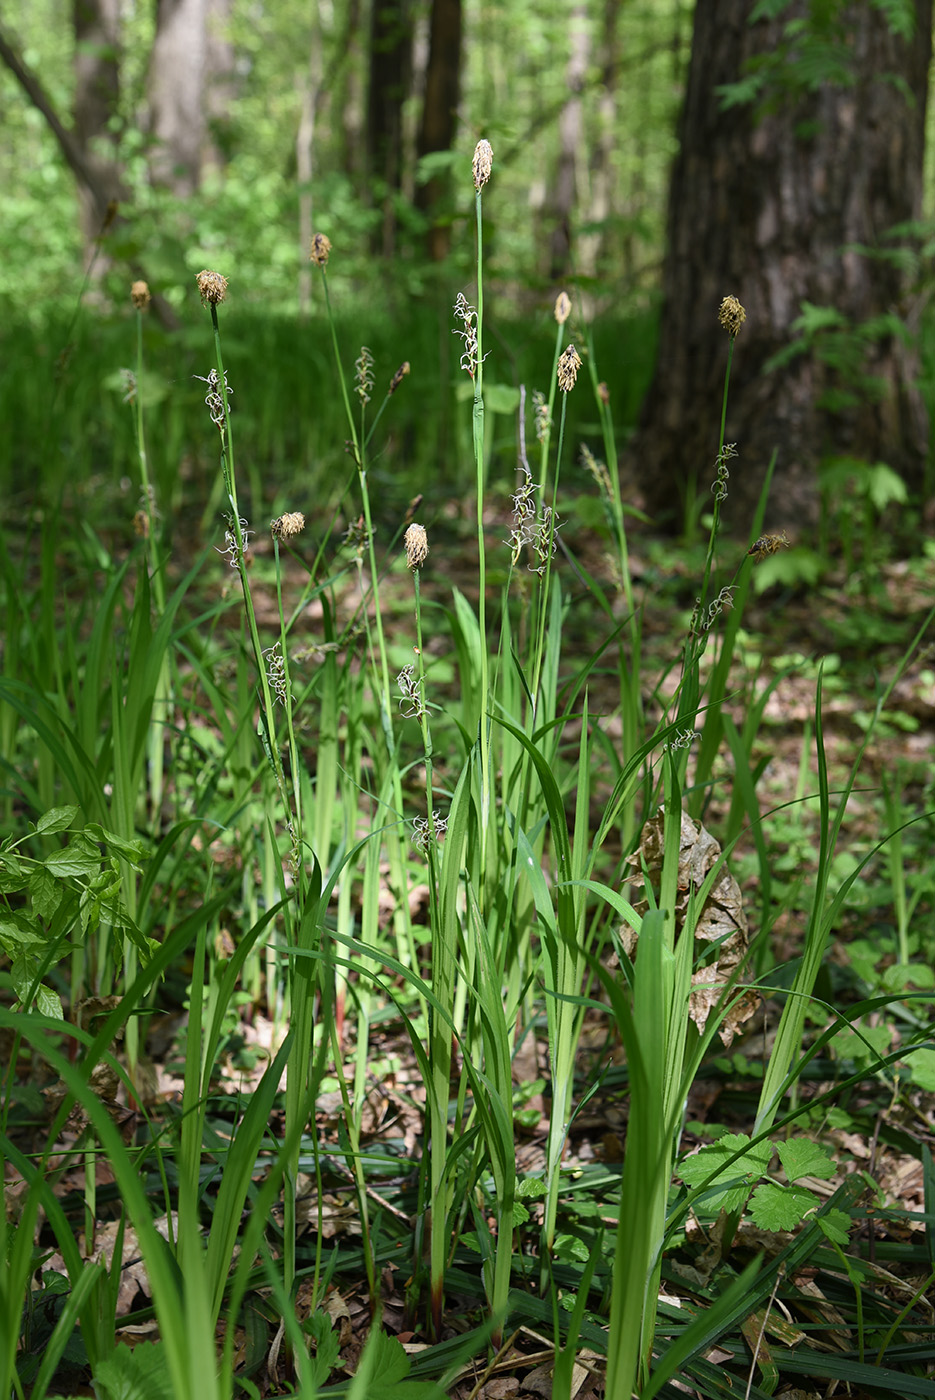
[0,915,45,951]
[29,864,62,922]
[749,1182,819,1231]
[677,1134,773,1214]
[359,1328,410,1386]
[554,1233,590,1263]
[791,300,849,335]
[866,462,908,511]
[36,805,79,835]
[834,1023,892,1066]
[85,823,148,864]
[678,1133,773,1190]
[45,834,100,880]
[92,1340,174,1400]
[776,1138,836,1183]
[517,1177,547,1199]
[35,983,64,1020]
[816,1208,851,1246]
[11,953,38,1004]
[305,1312,341,1385]
[905,1047,935,1092]
[0,855,28,892]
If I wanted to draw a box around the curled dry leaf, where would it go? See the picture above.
[627,809,758,1046]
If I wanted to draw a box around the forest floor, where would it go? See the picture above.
[6,492,935,1398]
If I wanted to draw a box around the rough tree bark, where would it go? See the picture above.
[414,0,461,261]
[367,0,414,256]
[627,0,932,532]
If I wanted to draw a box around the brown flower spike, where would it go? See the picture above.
[131,281,151,312]
[473,140,493,190]
[271,512,306,542]
[196,270,228,306]
[719,295,746,337]
[554,291,571,325]
[748,532,789,562]
[404,523,429,570]
[557,344,582,392]
[309,233,332,267]
[389,362,410,396]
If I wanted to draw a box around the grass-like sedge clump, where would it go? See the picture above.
[1,160,933,1400]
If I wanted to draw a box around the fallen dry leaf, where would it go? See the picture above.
[628,809,758,1045]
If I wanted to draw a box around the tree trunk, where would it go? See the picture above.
[414,0,461,261]
[0,20,179,326]
[578,0,620,285]
[547,4,590,282]
[628,0,932,533]
[366,0,414,256]
[147,0,204,194]
[72,0,121,242]
[202,0,237,178]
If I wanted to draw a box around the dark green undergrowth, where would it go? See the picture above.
[0,295,656,520]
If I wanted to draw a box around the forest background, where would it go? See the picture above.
[3,1,935,1398]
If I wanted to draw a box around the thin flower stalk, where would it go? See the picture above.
[310,245,395,757]
[130,287,172,837]
[670,298,747,750]
[529,348,578,714]
[202,307,289,845]
[364,362,410,452]
[471,144,493,877]
[403,524,447,1327]
[126,282,172,1076]
[538,290,571,494]
[699,298,746,623]
[130,283,164,612]
[197,271,309,1314]
[271,512,308,871]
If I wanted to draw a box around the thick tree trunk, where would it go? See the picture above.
[414,0,461,261]
[367,0,414,256]
[628,0,932,533]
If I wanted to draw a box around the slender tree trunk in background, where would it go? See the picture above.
[628,0,932,532]
[0,19,179,326]
[579,0,619,285]
[548,4,589,282]
[147,0,206,194]
[202,0,236,177]
[72,0,121,242]
[367,0,414,257]
[147,0,235,195]
[335,0,365,184]
[414,0,461,262]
